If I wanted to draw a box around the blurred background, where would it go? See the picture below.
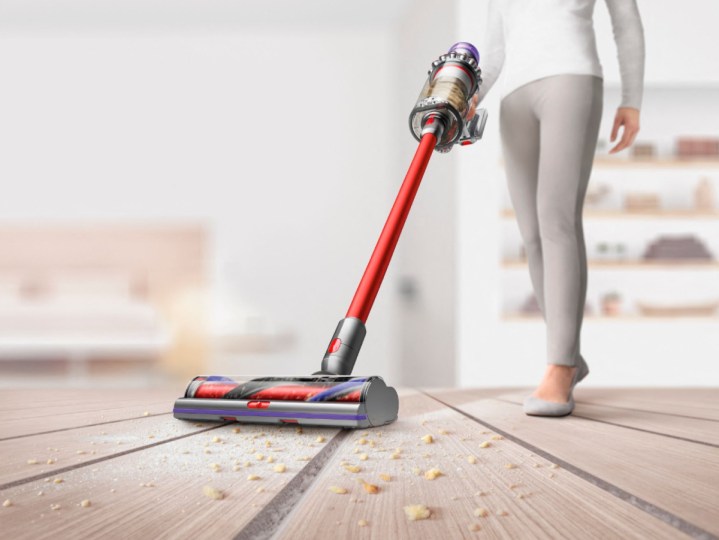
[0,0,716,389]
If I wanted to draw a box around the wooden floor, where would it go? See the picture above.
[1,387,717,540]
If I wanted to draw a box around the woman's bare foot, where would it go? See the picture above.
[532,364,577,403]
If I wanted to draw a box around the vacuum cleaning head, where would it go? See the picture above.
[173,374,399,428]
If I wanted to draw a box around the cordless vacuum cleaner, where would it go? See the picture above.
[173,42,488,429]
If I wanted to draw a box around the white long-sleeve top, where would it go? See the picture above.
[477,0,645,109]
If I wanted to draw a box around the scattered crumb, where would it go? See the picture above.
[344,465,361,473]
[76,450,86,455]
[247,475,261,481]
[359,454,368,461]
[210,463,222,472]
[404,504,431,521]
[421,434,434,444]
[533,463,542,468]
[361,481,379,494]
[316,436,326,443]
[504,463,517,469]
[468,524,481,532]
[27,459,39,465]
[357,519,368,527]
[233,465,242,472]
[549,473,556,479]
[139,482,155,488]
[357,438,367,445]
[467,455,477,464]
[233,427,241,434]
[473,507,489,517]
[274,464,286,473]
[3,499,12,507]
[516,493,526,499]
[204,449,212,455]
[479,441,491,448]
[550,464,560,469]
[202,485,225,500]
[265,441,272,448]
[390,452,401,460]
[37,491,44,496]
[142,411,149,417]
[424,468,443,480]
[438,429,450,435]
[497,510,509,516]
[53,478,64,484]
[266,456,275,464]
[297,456,311,462]
[47,458,57,465]
[80,499,91,508]
[411,467,422,476]
[255,453,264,461]
[50,504,61,511]
[212,436,222,443]
[329,486,348,494]
[491,435,504,441]
[379,474,391,482]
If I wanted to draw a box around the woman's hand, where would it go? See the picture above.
[609,107,640,154]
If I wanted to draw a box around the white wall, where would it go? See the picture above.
[0,28,404,383]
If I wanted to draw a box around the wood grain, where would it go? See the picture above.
[427,391,719,537]
[271,391,681,540]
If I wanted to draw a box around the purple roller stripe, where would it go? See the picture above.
[449,42,480,64]
[173,408,367,421]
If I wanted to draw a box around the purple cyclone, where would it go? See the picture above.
[449,42,480,64]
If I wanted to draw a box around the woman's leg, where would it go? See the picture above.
[534,75,603,367]
[499,86,543,315]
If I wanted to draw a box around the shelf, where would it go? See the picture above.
[501,209,719,220]
[593,157,719,169]
[502,260,719,269]
[502,314,719,322]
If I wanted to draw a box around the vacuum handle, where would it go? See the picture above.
[347,131,438,322]
[318,131,439,376]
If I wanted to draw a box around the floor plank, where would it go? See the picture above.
[496,391,719,446]
[427,390,719,537]
[271,391,681,540]
[0,419,341,539]
[0,415,216,486]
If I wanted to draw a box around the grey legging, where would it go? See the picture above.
[500,74,603,367]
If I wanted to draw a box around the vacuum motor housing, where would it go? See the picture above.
[409,42,488,152]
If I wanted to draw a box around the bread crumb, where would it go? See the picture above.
[479,441,491,448]
[139,482,155,488]
[273,464,286,473]
[357,438,367,445]
[53,478,64,484]
[50,503,61,511]
[265,440,272,447]
[424,468,443,480]
[233,465,242,472]
[202,485,225,500]
[411,467,422,476]
[247,474,261,481]
[550,464,560,469]
[204,449,212,454]
[379,474,391,482]
[468,524,481,532]
[491,435,503,440]
[421,434,434,444]
[497,510,509,516]
[516,493,526,499]
[473,507,489,517]
[390,452,401,460]
[358,453,368,461]
[47,458,57,465]
[404,504,431,521]
[27,459,39,465]
[357,519,368,527]
[37,491,44,496]
[143,411,149,417]
[2,499,11,507]
[361,481,379,494]
[80,499,91,508]
[210,463,221,472]
[533,463,542,468]
[467,455,477,464]
[329,486,348,494]
[344,464,361,473]
[212,436,222,443]
[504,463,517,469]
[316,436,326,443]
[233,427,241,434]
[265,456,274,464]
[255,453,264,461]
[438,429,450,435]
